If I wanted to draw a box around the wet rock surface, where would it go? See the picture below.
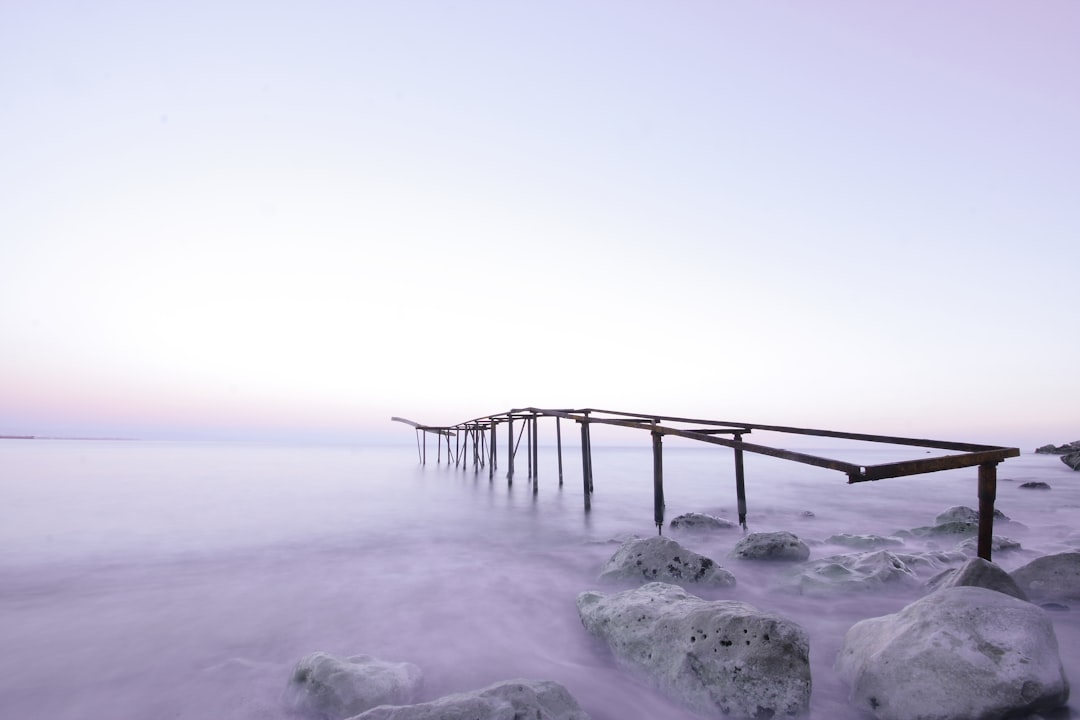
[577,582,811,719]
[1011,552,1080,603]
[284,653,423,720]
[836,586,1070,720]
[925,557,1028,601]
[598,535,736,588]
[668,512,738,532]
[730,531,810,562]
[350,679,591,720]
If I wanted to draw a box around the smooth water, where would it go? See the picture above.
[1,439,1077,719]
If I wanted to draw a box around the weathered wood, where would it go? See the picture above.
[556,417,564,486]
[978,462,998,561]
[652,430,665,533]
[733,434,748,529]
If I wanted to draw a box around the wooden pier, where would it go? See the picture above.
[391,408,1020,561]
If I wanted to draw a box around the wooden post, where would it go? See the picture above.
[977,462,998,561]
[734,432,748,530]
[507,414,515,482]
[527,415,533,479]
[415,429,421,464]
[489,420,496,479]
[455,429,461,468]
[423,432,427,465]
[556,417,564,487]
[532,414,539,483]
[652,430,665,534]
[580,420,591,509]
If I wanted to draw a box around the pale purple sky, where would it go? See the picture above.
[1,2,1077,447]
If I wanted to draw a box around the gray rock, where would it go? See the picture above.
[909,520,979,538]
[1011,552,1080,602]
[598,535,736,588]
[1063,451,1080,471]
[1036,441,1080,455]
[782,550,920,596]
[730,531,810,562]
[1020,481,1052,490]
[956,535,1021,556]
[284,652,423,720]
[836,586,1070,720]
[669,512,737,532]
[824,533,904,549]
[935,505,1010,525]
[577,582,811,719]
[351,679,590,720]
[926,557,1029,601]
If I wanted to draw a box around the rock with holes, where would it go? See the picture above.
[351,678,591,720]
[283,652,422,719]
[669,512,738,532]
[926,557,1028,601]
[836,586,1069,720]
[1011,552,1080,602]
[730,531,810,562]
[577,582,811,718]
[598,535,736,588]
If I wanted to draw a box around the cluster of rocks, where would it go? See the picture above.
[283,653,590,720]
[576,508,1073,719]
[282,509,1075,720]
[1035,440,1080,470]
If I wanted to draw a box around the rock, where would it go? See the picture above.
[955,535,1021,556]
[836,586,1070,720]
[283,652,422,720]
[824,533,904,549]
[598,535,736,588]
[782,550,920,595]
[1035,441,1080,455]
[935,505,1010,525]
[908,520,979,538]
[1020,481,1052,490]
[1063,451,1080,471]
[577,583,810,719]
[926,557,1029,601]
[352,679,591,720]
[1011,552,1080,602]
[730,531,810,562]
[669,512,737,532]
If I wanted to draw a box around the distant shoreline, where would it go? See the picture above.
[0,435,138,441]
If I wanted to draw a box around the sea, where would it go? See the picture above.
[1,437,1077,719]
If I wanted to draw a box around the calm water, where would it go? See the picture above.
[1,439,1077,719]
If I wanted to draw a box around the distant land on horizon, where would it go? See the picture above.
[0,435,137,441]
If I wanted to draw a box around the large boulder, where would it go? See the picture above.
[925,557,1028,601]
[836,586,1069,720]
[730,531,810,562]
[577,582,811,718]
[283,652,422,720]
[934,505,1010,525]
[598,535,736,588]
[1011,552,1080,602]
[669,512,738,532]
[1063,451,1080,471]
[351,679,590,720]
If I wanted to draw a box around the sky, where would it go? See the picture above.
[1,1,1077,449]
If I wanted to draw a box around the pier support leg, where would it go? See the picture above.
[652,431,665,534]
[977,462,998,561]
[507,415,515,482]
[734,434,748,530]
[580,421,592,510]
[527,416,533,479]
[556,417,563,487]
[532,414,539,485]
[423,432,427,465]
[489,421,496,480]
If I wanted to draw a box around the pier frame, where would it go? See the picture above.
[393,409,1019,561]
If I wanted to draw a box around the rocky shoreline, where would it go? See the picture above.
[281,508,1076,720]
[1035,440,1080,471]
